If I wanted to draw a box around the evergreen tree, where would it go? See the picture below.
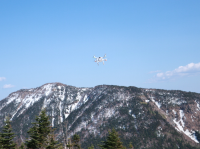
[99,128,124,149]
[72,134,81,149]
[128,142,134,149]
[66,138,73,149]
[19,143,25,149]
[46,137,57,149]
[25,109,51,148]
[0,117,16,149]
[46,132,62,149]
[88,144,94,149]
[0,136,2,149]
[26,124,40,148]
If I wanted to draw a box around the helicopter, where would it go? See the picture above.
[93,54,107,65]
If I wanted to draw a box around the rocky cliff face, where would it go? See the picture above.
[0,83,200,148]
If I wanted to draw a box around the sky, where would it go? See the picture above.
[0,0,200,100]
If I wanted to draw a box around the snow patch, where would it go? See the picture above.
[81,88,88,91]
[104,108,115,118]
[0,93,19,111]
[169,98,187,105]
[71,101,79,111]
[42,98,51,109]
[52,118,55,127]
[59,102,63,123]
[132,114,136,118]
[43,84,53,96]
[24,94,42,109]
[64,113,69,119]
[11,109,20,120]
[83,95,88,103]
[179,110,185,127]
[76,92,82,101]
[58,86,65,101]
[195,100,200,111]
[150,97,161,109]
[172,109,176,115]
[184,130,199,143]
[156,126,163,137]
[173,110,199,143]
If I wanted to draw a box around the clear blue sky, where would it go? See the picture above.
[1,0,200,100]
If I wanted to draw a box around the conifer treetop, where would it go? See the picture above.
[99,128,124,149]
[0,117,16,149]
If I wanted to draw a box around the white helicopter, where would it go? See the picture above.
[93,54,107,65]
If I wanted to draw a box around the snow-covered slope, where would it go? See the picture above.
[0,83,91,135]
[0,83,200,148]
[143,89,200,144]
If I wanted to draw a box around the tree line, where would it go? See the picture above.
[0,110,134,149]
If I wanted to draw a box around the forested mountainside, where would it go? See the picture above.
[0,83,200,149]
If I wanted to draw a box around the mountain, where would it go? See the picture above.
[0,83,200,149]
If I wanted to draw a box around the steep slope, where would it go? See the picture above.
[0,83,200,148]
[0,83,91,141]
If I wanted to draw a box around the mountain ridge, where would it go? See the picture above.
[0,82,200,148]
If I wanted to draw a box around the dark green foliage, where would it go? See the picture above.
[19,143,25,149]
[81,134,103,149]
[88,144,94,149]
[0,136,2,149]
[128,142,134,149]
[99,129,124,149]
[0,117,16,149]
[26,124,40,148]
[25,109,51,148]
[46,135,61,149]
[66,139,73,149]
[72,134,81,149]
